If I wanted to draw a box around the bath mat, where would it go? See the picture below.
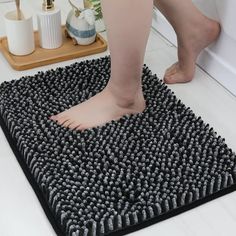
[0,55,236,236]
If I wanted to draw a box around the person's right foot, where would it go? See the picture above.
[50,86,146,131]
[164,17,221,84]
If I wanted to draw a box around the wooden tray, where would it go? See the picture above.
[0,26,108,71]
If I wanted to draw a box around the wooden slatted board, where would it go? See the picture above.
[0,26,108,71]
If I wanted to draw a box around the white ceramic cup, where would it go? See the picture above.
[4,10,35,56]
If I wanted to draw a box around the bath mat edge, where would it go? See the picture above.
[0,114,65,236]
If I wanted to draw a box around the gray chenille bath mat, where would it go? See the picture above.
[0,55,236,236]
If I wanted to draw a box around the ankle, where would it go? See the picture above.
[177,17,220,53]
[105,83,144,108]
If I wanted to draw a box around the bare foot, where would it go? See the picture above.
[164,17,221,84]
[50,87,146,131]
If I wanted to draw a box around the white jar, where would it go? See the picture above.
[4,10,35,56]
[37,1,62,49]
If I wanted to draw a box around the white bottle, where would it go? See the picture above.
[37,0,62,49]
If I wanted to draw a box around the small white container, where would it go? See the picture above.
[66,8,96,46]
[4,10,35,56]
[37,1,62,49]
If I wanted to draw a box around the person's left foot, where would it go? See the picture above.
[164,17,221,84]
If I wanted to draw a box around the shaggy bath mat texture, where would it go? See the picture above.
[0,55,236,236]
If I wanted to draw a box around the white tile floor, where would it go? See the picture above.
[0,1,236,236]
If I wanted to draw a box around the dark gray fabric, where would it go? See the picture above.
[0,55,235,236]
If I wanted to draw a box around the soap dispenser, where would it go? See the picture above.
[37,0,62,49]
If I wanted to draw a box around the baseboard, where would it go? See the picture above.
[197,48,236,96]
[152,8,236,97]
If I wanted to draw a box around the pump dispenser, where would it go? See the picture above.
[37,0,62,49]
[42,0,55,11]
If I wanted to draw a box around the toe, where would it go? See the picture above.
[164,74,174,84]
[164,73,182,84]
[56,113,65,120]
[50,115,57,120]
[62,119,74,128]
[164,76,174,84]
[76,124,87,131]
[57,116,70,125]
[55,110,68,120]
[69,122,81,130]
[164,72,193,84]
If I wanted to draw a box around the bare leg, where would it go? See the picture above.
[50,0,153,130]
[154,0,221,83]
